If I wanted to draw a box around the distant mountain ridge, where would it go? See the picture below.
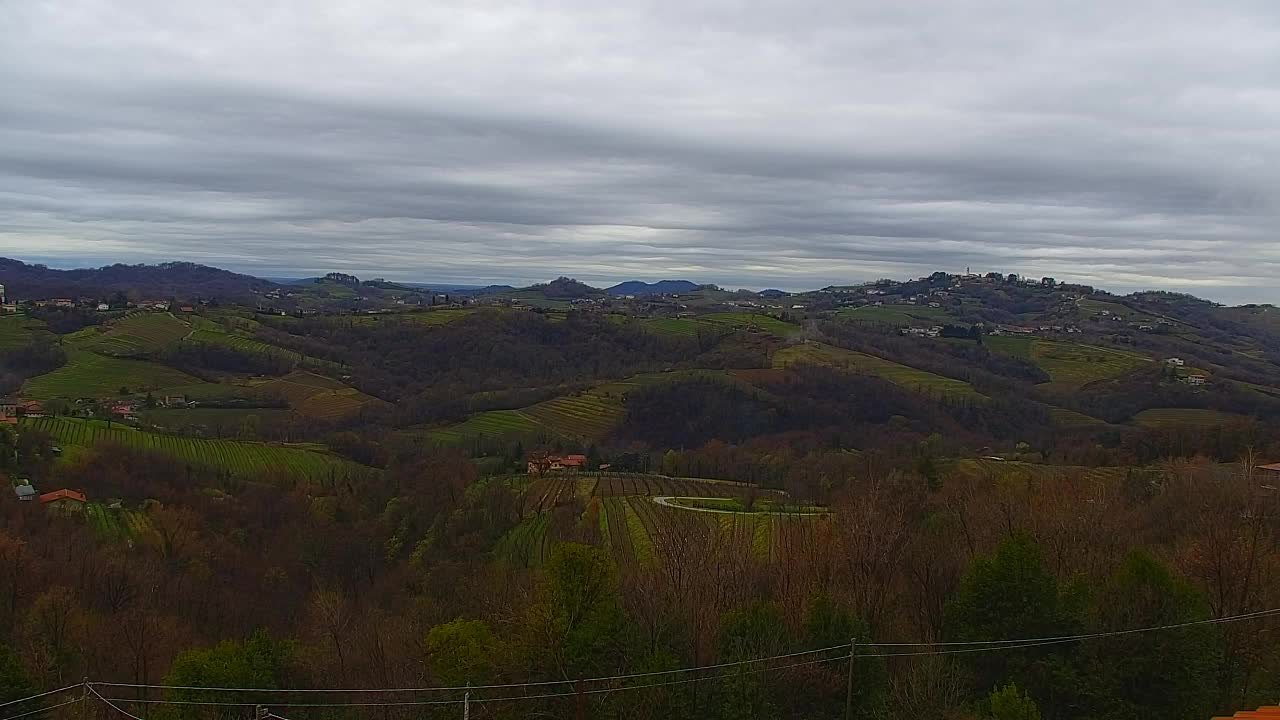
[0,258,276,301]
[606,280,700,296]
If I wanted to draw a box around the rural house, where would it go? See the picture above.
[1213,706,1280,720]
[526,453,588,475]
[40,489,87,513]
[14,484,36,502]
[18,400,44,417]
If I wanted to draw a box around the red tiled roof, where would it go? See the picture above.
[39,489,86,504]
[1213,706,1280,720]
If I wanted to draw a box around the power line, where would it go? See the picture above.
[865,606,1280,647]
[87,605,1280,699]
[76,604,1280,713]
[87,686,145,720]
[0,697,83,720]
[5,605,1269,718]
[89,641,854,695]
[0,685,82,710]
[94,649,857,710]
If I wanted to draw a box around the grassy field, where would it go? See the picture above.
[267,308,478,330]
[1133,408,1246,428]
[1077,298,1159,322]
[427,409,544,444]
[986,336,1146,387]
[773,342,985,400]
[500,292,572,310]
[1046,406,1107,427]
[141,407,294,433]
[639,317,722,338]
[0,315,50,349]
[1218,305,1280,341]
[838,304,950,326]
[983,335,1035,358]
[23,350,206,399]
[521,387,628,438]
[161,382,262,401]
[698,313,800,337]
[23,416,368,484]
[948,458,1132,484]
[256,371,378,419]
[429,372,709,443]
[76,312,191,356]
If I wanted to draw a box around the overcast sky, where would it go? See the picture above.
[3,1,1279,302]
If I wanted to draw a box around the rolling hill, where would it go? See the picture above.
[606,280,700,296]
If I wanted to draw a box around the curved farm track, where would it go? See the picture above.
[653,496,829,516]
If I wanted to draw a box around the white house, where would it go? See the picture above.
[1165,358,1185,367]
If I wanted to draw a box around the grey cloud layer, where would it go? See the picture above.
[2,0,1279,300]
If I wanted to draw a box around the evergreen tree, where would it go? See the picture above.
[1082,551,1217,720]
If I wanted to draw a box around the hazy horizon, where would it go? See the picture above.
[4,0,1279,305]
[9,253,1275,305]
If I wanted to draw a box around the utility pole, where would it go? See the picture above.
[845,636,858,720]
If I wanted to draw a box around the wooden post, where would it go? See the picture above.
[463,682,470,720]
[576,675,586,720]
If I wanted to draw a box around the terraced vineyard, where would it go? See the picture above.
[141,407,293,433]
[1133,408,1246,428]
[430,372,707,443]
[23,350,206,399]
[1077,298,1163,324]
[23,416,370,484]
[838,304,950,326]
[773,342,985,400]
[369,309,474,327]
[86,502,156,544]
[495,514,553,567]
[0,315,50,349]
[985,337,1147,388]
[592,474,775,499]
[521,387,628,438]
[1046,406,1106,427]
[186,329,347,372]
[77,312,190,356]
[500,473,825,568]
[429,410,543,445]
[522,475,588,514]
[257,371,378,419]
[947,458,1131,484]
